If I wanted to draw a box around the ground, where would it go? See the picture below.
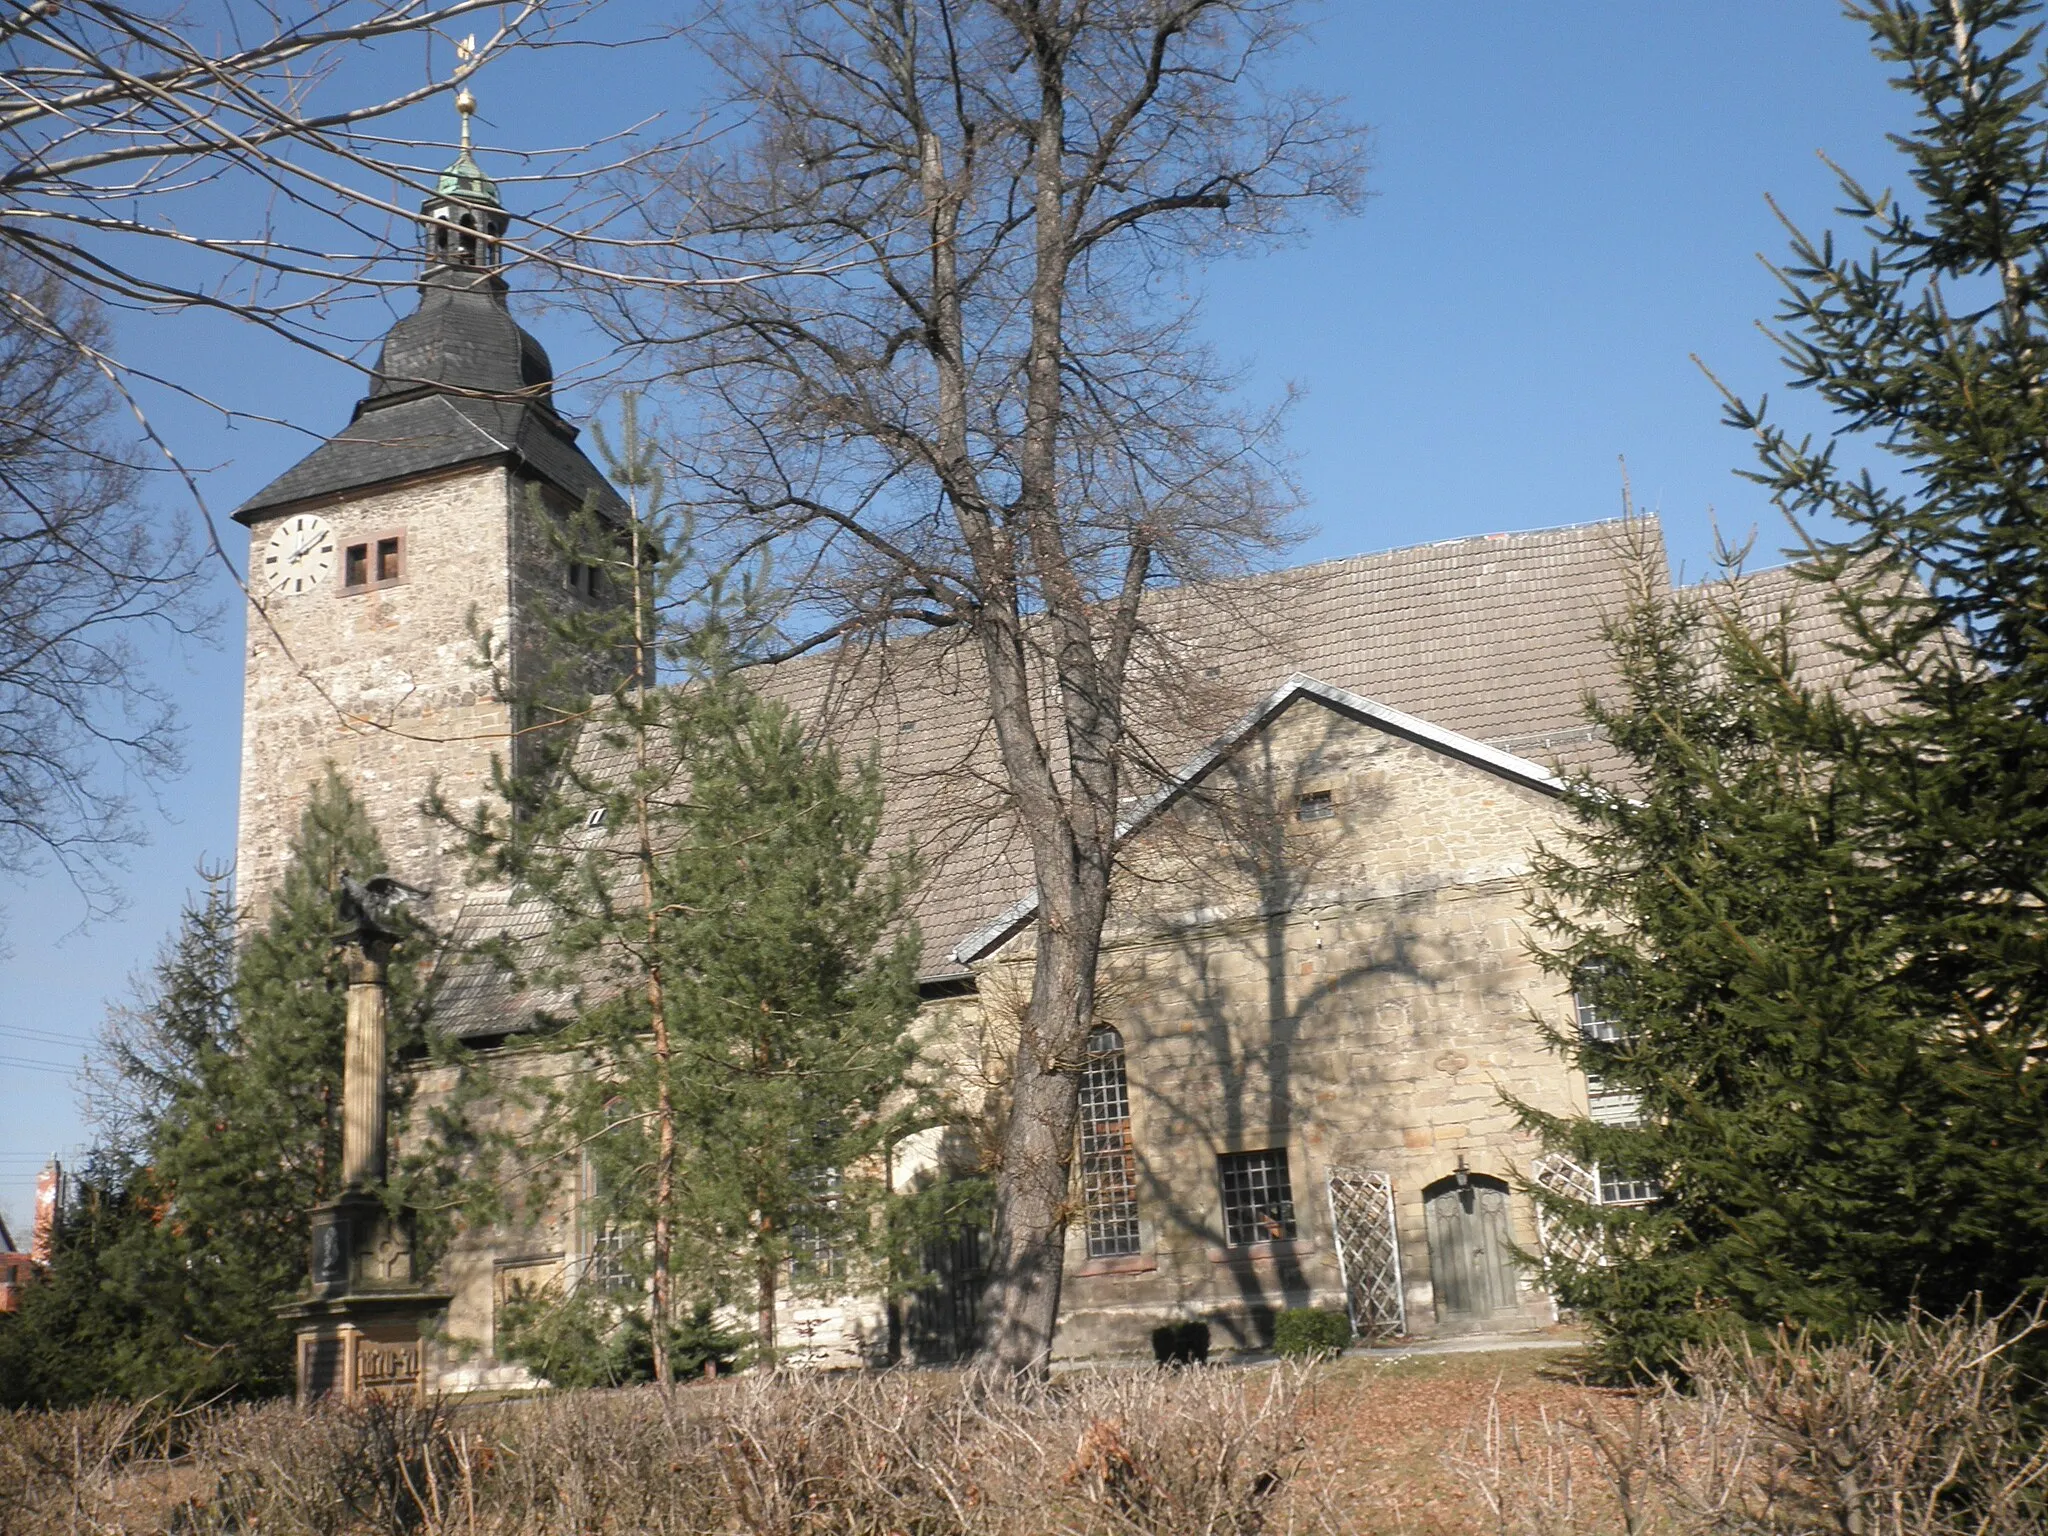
[1302,1344,1607,1534]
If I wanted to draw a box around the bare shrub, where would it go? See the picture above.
[1453,1307,2048,1536]
[0,1364,1340,1535]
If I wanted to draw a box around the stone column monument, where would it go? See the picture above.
[280,874,451,1403]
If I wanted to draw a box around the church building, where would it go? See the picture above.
[234,138,1819,1386]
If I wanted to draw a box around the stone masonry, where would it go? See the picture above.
[237,465,519,916]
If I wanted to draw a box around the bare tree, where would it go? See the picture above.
[2,0,587,381]
[0,1,626,914]
[0,253,199,928]
[599,0,1365,1375]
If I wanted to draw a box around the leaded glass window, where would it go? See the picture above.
[1219,1148,1297,1247]
[1078,1025,1142,1258]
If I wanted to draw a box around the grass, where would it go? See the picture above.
[9,1313,2040,1534]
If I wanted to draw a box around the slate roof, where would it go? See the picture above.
[235,275,625,523]
[435,516,1695,1037]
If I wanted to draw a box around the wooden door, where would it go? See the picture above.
[1423,1174,1519,1329]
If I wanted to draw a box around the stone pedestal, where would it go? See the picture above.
[282,884,448,1404]
[282,1193,450,1403]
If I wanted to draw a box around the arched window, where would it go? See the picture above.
[580,1097,634,1295]
[1078,1025,1141,1257]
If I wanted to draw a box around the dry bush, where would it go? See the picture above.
[0,1398,206,1535]
[0,1364,1344,1535]
[1452,1308,2048,1536]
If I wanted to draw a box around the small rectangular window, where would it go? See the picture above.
[1296,789,1335,822]
[340,530,405,593]
[1598,1165,1662,1207]
[1219,1148,1297,1247]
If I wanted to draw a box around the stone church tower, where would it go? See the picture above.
[234,123,624,916]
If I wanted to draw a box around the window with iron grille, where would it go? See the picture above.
[1218,1148,1297,1247]
[1078,1026,1142,1257]
[790,1221,844,1285]
[790,1162,845,1286]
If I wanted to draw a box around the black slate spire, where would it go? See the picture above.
[235,106,622,524]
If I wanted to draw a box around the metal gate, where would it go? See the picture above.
[1324,1166,1405,1339]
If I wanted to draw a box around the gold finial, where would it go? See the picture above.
[454,35,477,149]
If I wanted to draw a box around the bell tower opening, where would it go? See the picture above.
[423,87,507,276]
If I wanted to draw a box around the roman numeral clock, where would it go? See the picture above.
[262,513,337,596]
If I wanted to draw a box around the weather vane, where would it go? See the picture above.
[454,34,477,149]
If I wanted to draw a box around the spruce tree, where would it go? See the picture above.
[1729,0,2048,1324]
[1516,550,1943,1375]
[1521,0,2048,1374]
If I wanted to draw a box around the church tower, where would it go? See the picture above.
[234,101,625,917]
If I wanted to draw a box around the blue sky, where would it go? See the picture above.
[0,2,1905,1235]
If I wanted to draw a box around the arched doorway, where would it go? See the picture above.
[1422,1171,1521,1331]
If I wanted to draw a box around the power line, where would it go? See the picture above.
[0,1054,76,1076]
[0,1024,89,1049]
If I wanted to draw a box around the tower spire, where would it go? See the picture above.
[422,37,504,275]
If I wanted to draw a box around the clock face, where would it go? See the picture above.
[261,514,336,596]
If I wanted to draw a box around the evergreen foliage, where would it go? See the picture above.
[450,409,926,1378]
[0,772,418,1403]
[1519,0,2048,1376]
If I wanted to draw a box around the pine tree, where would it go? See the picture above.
[0,779,418,1403]
[448,408,924,1377]
[1521,0,2048,1374]
[580,696,923,1362]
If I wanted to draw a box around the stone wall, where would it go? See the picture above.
[392,692,1595,1377]
[980,698,1588,1355]
[236,466,627,919]
[238,466,517,915]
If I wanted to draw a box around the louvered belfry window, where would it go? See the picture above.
[1078,1025,1142,1258]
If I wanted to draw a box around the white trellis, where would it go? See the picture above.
[1325,1166,1405,1339]
[1530,1151,1605,1272]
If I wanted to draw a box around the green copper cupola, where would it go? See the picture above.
[421,86,506,274]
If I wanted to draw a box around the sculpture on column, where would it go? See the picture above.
[281,872,451,1402]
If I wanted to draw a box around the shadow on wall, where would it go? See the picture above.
[1103,707,1457,1348]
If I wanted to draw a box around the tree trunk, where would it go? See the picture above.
[976,881,1110,1377]
[631,490,675,1388]
[757,1243,777,1367]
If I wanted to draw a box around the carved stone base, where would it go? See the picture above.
[283,1294,450,1404]
[284,1194,449,1403]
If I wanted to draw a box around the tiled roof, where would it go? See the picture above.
[234,276,624,524]
[436,517,1678,1034]
[432,516,1871,1038]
